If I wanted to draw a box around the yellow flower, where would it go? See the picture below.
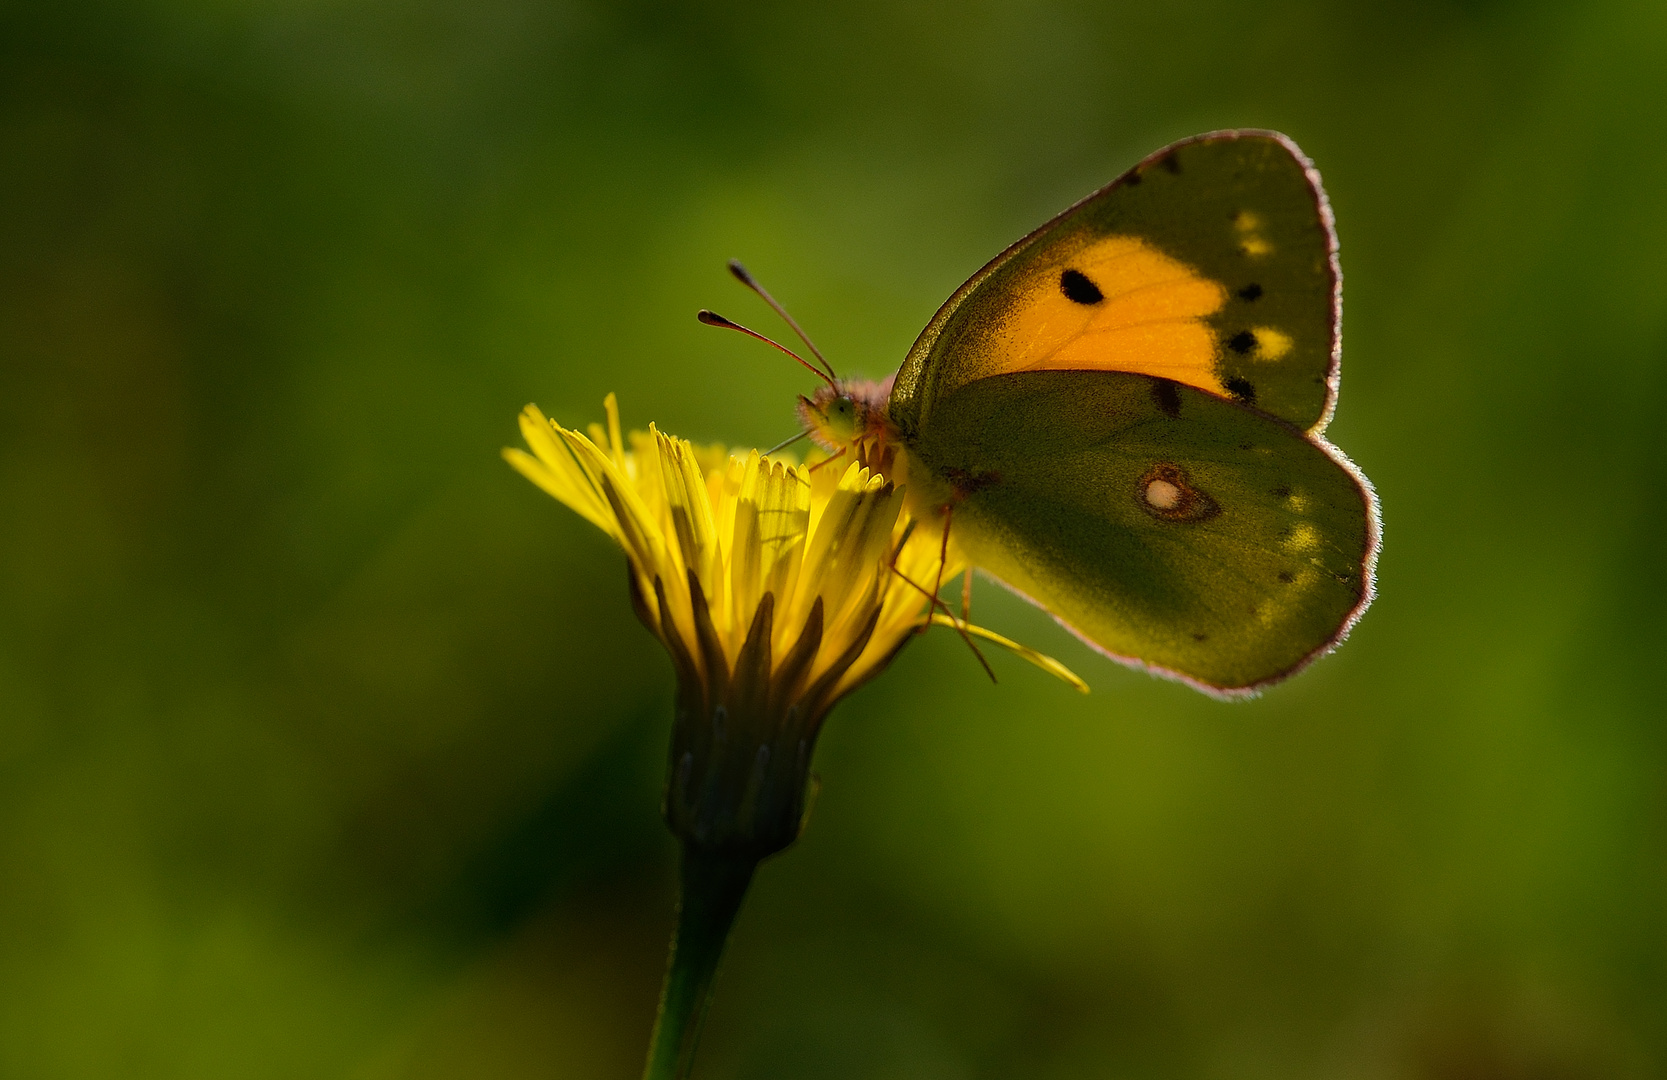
[505,394,1081,859]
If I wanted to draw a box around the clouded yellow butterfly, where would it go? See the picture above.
[732,130,1379,696]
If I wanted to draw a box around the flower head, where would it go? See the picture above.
[506,395,1080,859]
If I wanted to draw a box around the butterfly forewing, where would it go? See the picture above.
[878,130,1374,691]
[891,131,1341,436]
[910,370,1375,693]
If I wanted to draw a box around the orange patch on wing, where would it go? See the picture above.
[989,236,1229,396]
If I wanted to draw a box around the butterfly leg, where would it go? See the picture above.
[932,503,997,682]
[929,502,954,611]
[806,446,847,474]
[883,511,995,682]
[884,518,939,620]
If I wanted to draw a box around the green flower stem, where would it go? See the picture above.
[642,846,758,1080]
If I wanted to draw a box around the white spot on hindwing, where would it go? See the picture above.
[1145,479,1182,510]
[1137,463,1219,523]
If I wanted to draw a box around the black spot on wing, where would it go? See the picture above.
[1161,153,1181,174]
[1227,330,1256,354]
[1125,171,1142,186]
[1060,269,1103,305]
[1225,376,1256,404]
[1151,378,1182,418]
[1237,283,1263,301]
[1277,570,1296,584]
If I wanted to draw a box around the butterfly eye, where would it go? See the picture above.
[816,395,861,441]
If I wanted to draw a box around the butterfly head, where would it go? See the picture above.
[797,377,894,455]
[799,388,862,445]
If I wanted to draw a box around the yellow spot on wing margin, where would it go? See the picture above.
[1251,326,1293,360]
[1283,523,1320,552]
[1234,210,1273,257]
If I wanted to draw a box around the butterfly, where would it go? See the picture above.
[709,130,1379,697]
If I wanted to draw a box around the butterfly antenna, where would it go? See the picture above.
[697,309,835,387]
[727,260,840,383]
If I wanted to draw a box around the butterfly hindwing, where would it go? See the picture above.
[909,370,1376,693]
[890,131,1340,438]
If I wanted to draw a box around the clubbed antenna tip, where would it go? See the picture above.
[696,308,833,387]
[722,259,838,383]
[727,259,756,287]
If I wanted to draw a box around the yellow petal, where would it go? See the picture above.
[656,428,723,613]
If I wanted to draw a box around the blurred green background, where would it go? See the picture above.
[3,0,1664,1076]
